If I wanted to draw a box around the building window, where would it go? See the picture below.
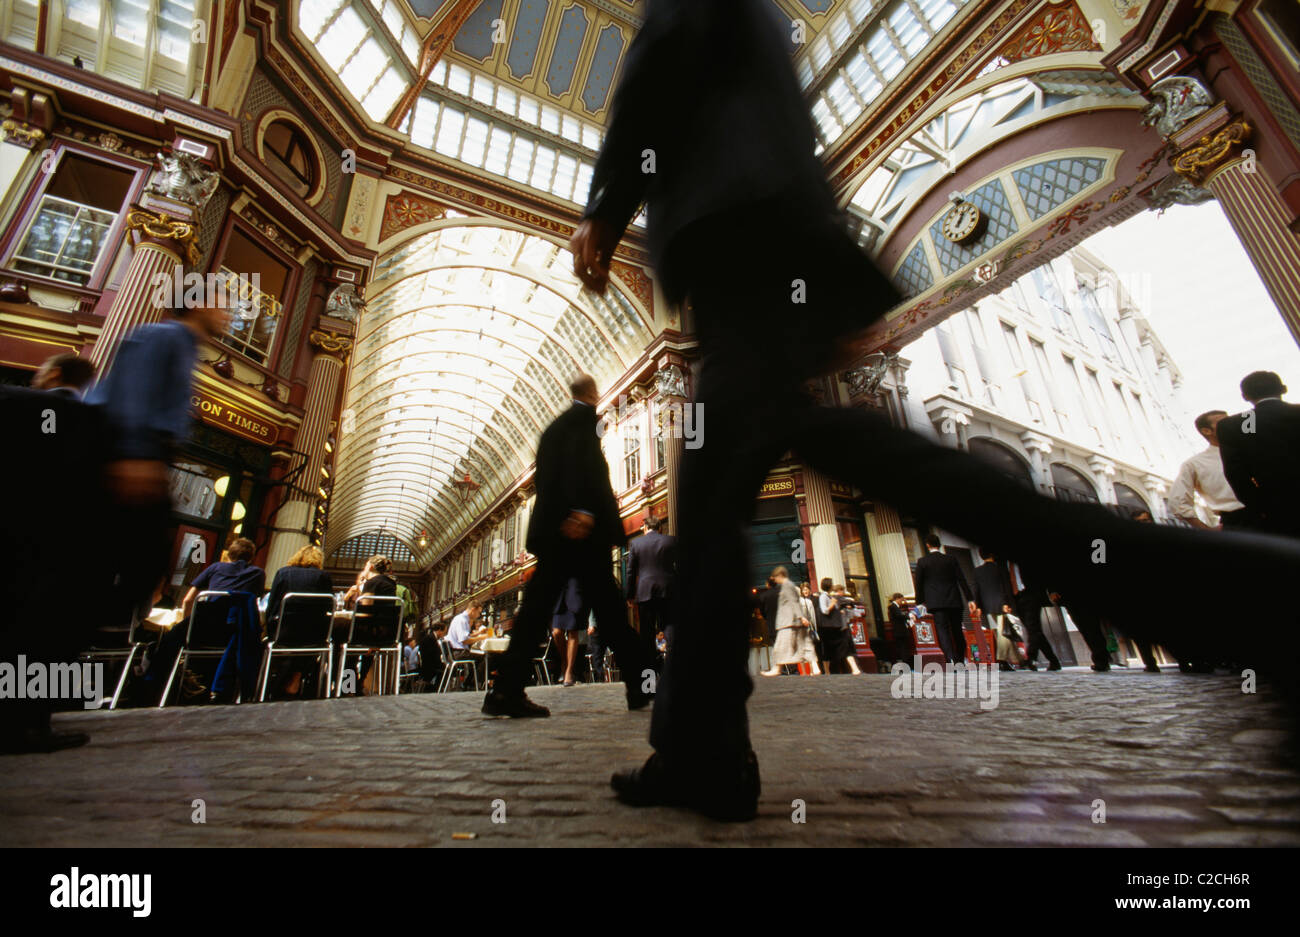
[215,227,291,365]
[1078,279,1120,362]
[7,151,136,286]
[503,511,517,561]
[262,119,318,198]
[1030,265,1081,342]
[623,409,642,489]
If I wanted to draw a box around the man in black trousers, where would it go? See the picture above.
[1218,371,1300,538]
[482,374,651,717]
[570,0,1300,819]
[914,535,974,664]
[1007,559,1061,671]
[625,515,677,673]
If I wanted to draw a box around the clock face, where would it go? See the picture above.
[942,202,983,244]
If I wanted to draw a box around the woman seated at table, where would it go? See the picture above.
[264,546,334,634]
[344,554,398,609]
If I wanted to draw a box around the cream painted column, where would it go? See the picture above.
[802,467,845,586]
[1088,455,1118,505]
[266,330,351,573]
[89,208,201,373]
[1020,431,1055,496]
[1142,475,1169,522]
[866,504,915,606]
[655,361,688,536]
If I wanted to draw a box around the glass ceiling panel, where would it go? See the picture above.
[327,226,653,568]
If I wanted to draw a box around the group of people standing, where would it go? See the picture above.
[755,571,862,676]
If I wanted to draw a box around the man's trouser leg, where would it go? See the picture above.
[495,553,569,697]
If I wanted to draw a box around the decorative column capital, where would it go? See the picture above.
[1020,430,1053,456]
[1171,115,1252,187]
[1142,474,1168,498]
[1088,455,1117,478]
[309,329,353,362]
[126,207,202,266]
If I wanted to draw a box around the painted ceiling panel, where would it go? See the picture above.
[507,0,552,78]
[544,4,590,97]
[580,22,625,114]
[453,0,507,61]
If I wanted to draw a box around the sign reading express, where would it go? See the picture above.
[191,390,276,444]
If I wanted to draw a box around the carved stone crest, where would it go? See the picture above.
[1141,76,1213,138]
[1147,173,1214,211]
[655,364,686,399]
[845,353,898,397]
[148,150,220,207]
[325,283,365,323]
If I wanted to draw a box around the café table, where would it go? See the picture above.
[470,635,511,686]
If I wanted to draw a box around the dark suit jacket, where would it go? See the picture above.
[626,529,677,602]
[972,560,1010,620]
[913,550,972,611]
[583,0,898,329]
[265,566,335,627]
[1217,399,1300,535]
[525,402,625,556]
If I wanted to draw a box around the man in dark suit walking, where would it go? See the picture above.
[482,375,651,718]
[568,0,1300,820]
[1217,371,1300,538]
[625,515,677,673]
[1006,558,1062,671]
[913,536,974,664]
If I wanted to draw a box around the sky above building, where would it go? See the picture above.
[1081,201,1300,422]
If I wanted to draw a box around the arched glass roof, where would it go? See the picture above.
[326,224,653,568]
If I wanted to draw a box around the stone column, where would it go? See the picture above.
[265,328,352,573]
[1142,475,1169,522]
[1167,105,1300,348]
[803,467,845,587]
[655,361,688,536]
[925,398,972,449]
[865,504,915,606]
[1020,431,1055,496]
[90,207,201,373]
[1088,455,1118,506]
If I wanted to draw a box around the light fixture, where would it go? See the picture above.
[213,475,230,498]
[231,502,246,522]
[325,434,335,453]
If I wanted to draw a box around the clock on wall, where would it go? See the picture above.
[941,199,986,245]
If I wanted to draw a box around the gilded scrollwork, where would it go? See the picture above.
[125,208,202,266]
[309,329,354,360]
[1171,117,1252,185]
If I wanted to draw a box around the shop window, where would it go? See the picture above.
[7,151,136,286]
[262,119,318,198]
[623,409,642,489]
[216,227,291,365]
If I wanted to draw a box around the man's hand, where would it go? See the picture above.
[106,459,169,506]
[559,511,596,540]
[570,218,615,294]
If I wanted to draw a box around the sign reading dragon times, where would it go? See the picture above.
[191,389,276,444]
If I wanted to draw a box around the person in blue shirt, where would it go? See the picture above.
[87,300,229,632]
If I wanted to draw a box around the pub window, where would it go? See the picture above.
[262,119,318,199]
[216,227,291,365]
[8,150,135,286]
[623,408,642,489]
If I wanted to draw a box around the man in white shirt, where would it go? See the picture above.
[1168,410,1249,529]
[446,600,484,658]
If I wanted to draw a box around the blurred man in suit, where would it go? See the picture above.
[1217,371,1300,538]
[483,374,651,718]
[626,515,677,673]
[913,536,974,663]
[972,548,1022,671]
[570,0,1300,819]
[1007,559,1061,671]
[31,353,95,398]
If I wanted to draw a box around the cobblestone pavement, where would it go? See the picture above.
[2,669,1298,847]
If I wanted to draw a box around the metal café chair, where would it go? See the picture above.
[437,638,479,692]
[160,591,237,708]
[257,593,337,702]
[335,595,403,697]
[79,609,147,710]
[532,633,553,686]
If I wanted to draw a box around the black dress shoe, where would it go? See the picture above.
[626,689,654,711]
[0,728,90,755]
[1047,662,1062,671]
[611,751,760,822]
[998,662,1014,672]
[1020,662,1038,671]
[1091,663,1111,672]
[481,690,550,718]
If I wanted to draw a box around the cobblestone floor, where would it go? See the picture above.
[1,669,1298,847]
